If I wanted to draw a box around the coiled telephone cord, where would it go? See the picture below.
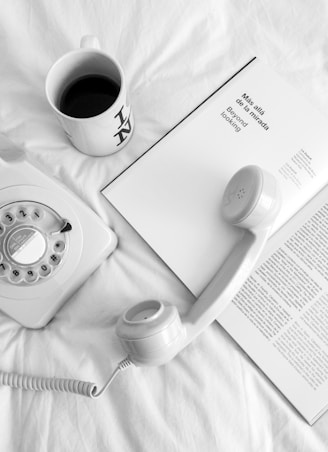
[0,357,133,398]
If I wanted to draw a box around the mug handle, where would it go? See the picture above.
[80,35,100,50]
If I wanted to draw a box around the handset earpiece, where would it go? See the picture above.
[116,165,281,367]
[221,165,279,228]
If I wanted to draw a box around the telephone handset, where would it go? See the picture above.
[0,140,117,328]
[116,165,281,366]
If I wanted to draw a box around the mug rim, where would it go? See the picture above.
[45,47,126,122]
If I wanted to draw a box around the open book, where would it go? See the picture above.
[102,58,328,424]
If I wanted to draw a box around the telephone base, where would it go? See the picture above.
[0,146,117,328]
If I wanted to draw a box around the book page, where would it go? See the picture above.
[103,58,328,296]
[219,184,328,424]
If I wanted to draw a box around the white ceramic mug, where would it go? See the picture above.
[45,35,134,157]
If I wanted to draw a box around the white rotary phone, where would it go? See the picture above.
[0,138,280,397]
[0,138,117,328]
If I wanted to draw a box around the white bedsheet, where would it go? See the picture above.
[1,0,328,450]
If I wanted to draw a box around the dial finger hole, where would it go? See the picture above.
[54,241,65,253]
[16,206,29,220]
[31,208,45,222]
[49,254,61,266]
[9,268,23,283]
[25,269,38,283]
[39,263,51,277]
[2,211,15,226]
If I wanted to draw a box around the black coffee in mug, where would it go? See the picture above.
[59,74,120,118]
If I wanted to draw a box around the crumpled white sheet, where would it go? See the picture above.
[1,0,328,451]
